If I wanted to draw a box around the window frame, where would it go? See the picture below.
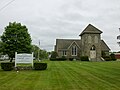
[71,45,77,56]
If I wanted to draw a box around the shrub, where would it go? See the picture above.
[34,63,47,70]
[80,56,89,61]
[110,53,117,61]
[50,58,57,61]
[69,58,73,61]
[57,58,67,61]
[15,66,33,70]
[1,62,15,71]
[103,56,111,61]
[50,51,58,58]
[50,57,67,61]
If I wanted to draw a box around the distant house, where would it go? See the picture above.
[114,53,120,59]
[54,24,110,61]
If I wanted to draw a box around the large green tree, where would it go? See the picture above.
[1,22,32,62]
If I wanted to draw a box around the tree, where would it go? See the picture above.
[1,22,32,62]
[50,51,58,58]
[39,49,48,59]
[32,45,48,60]
[32,45,39,60]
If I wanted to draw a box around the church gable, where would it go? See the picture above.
[68,41,80,49]
[79,24,103,36]
[55,39,81,58]
[56,39,81,50]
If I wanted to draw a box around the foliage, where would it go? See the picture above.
[69,58,74,61]
[32,45,39,59]
[39,49,48,59]
[1,22,32,62]
[110,53,117,61]
[80,56,89,61]
[103,56,111,61]
[34,63,47,70]
[32,45,48,60]
[1,62,14,71]
[50,57,67,61]
[101,51,106,57]
[50,51,58,58]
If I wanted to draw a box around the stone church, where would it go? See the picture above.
[54,24,110,61]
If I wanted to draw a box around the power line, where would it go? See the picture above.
[0,0,16,12]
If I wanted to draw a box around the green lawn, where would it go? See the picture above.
[0,61,120,90]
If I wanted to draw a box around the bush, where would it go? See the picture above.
[50,51,58,58]
[103,56,111,61]
[80,56,89,61]
[110,53,117,61]
[34,63,47,70]
[50,58,57,61]
[69,58,73,61]
[57,58,67,61]
[1,62,15,71]
[50,57,67,61]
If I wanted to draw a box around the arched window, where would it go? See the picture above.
[90,45,96,50]
[72,46,77,56]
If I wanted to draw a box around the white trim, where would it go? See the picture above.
[68,41,80,49]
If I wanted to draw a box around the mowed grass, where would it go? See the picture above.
[0,61,120,90]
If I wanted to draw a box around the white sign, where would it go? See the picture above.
[15,52,33,67]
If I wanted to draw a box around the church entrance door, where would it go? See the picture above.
[90,50,96,59]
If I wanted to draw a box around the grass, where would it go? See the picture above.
[0,61,120,90]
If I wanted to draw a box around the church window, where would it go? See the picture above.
[90,45,96,50]
[72,46,77,56]
[63,51,67,56]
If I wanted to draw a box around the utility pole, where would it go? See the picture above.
[38,40,40,61]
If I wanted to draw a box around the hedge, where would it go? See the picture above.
[1,62,15,71]
[34,63,47,70]
[103,56,111,61]
[110,53,117,61]
[50,58,67,61]
[80,56,89,61]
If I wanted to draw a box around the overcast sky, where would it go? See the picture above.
[0,0,120,52]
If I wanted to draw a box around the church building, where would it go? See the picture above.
[54,24,110,61]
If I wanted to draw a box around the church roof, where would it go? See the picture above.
[56,39,81,50]
[56,39,110,51]
[101,40,110,51]
[79,24,103,36]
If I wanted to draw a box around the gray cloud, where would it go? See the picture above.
[0,0,120,51]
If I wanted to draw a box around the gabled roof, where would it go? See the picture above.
[68,41,80,49]
[56,39,81,50]
[56,39,110,51]
[79,24,103,36]
[101,40,110,51]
